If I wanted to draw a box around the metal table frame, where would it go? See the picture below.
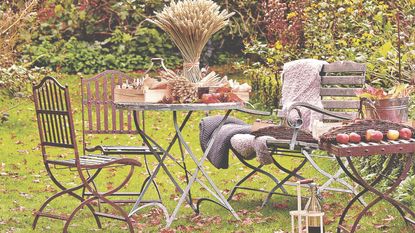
[335,154,415,232]
[321,140,415,232]
[116,102,244,227]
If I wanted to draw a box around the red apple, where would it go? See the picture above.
[349,132,361,143]
[336,133,350,144]
[387,130,400,141]
[366,129,375,142]
[399,128,413,140]
[369,130,383,142]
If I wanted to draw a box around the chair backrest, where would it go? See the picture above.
[33,77,78,157]
[319,61,366,121]
[278,61,366,121]
[81,70,144,150]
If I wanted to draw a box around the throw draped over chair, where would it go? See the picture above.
[32,76,142,233]
[228,61,367,206]
[81,70,162,203]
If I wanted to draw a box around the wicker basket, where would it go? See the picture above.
[319,119,415,144]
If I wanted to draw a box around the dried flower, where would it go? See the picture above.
[149,0,234,83]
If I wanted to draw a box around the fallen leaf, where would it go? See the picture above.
[273,203,289,209]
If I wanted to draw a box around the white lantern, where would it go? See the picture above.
[290,180,325,233]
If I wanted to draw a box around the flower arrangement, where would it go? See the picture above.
[356,83,414,100]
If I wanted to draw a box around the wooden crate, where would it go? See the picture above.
[114,87,144,103]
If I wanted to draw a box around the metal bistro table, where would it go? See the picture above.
[321,139,415,233]
[115,102,244,227]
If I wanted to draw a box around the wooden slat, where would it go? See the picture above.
[321,61,366,73]
[320,88,361,97]
[323,112,357,121]
[322,100,360,109]
[321,76,365,85]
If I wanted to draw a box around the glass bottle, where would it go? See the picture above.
[306,183,324,233]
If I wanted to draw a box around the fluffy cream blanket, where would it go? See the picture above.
[281,59,328,131]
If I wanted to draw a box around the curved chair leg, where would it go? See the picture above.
[33,166,102,230]
[65,166,137,233]
[227,164,262,201]
[227,147,288,203]
[262,157,308,207]
[81,169,102,211]
[63,196,134,233]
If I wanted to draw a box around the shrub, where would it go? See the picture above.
[0,65,50,97]
[397,175,415,209]
[22,29,182,74]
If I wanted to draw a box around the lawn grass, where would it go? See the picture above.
[0,73,412,232]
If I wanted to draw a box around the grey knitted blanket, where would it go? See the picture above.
[199,115,251,169]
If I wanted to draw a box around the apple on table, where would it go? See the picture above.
[399,128,413,140]
[366,129,383,142]
[387,130,399,141]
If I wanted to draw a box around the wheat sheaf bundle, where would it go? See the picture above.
[149,0,234,83]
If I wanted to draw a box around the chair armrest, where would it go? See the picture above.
[287,102,352,122]
[284,102,351,150]
[236,108,272,116]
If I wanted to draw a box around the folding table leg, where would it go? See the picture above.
[167,110,240,227]
[302,150,366,206]
[129,111,194,217]
[140,127,225,205]
[336,154,415,233]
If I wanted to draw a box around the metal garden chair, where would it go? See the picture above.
[80,70,163,204]
[32,76,144,233]
[228,61,367,206]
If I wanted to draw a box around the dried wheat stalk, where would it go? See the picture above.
[149,0,234,83]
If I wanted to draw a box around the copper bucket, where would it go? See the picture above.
[364,97,409,123]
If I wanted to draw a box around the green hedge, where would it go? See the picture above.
[22,29,181,74]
